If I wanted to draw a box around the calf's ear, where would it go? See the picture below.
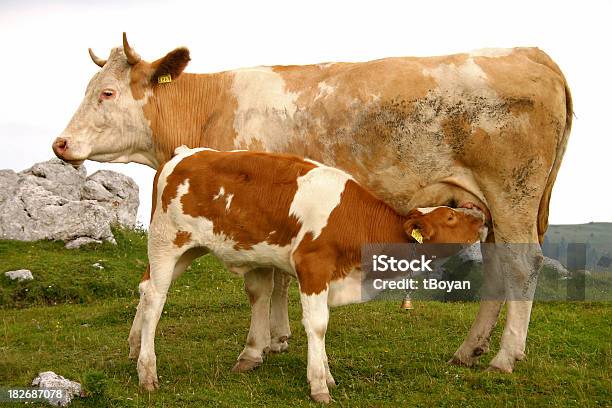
[150,47,191,85]
[403,219,434,242]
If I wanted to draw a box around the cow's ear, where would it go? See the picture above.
[150,47,191,85]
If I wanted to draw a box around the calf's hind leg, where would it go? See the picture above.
[129,248,206,359]
[137,253,177,391]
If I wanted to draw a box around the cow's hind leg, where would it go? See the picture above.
[449,234,505,367]
[461,203,542,373]
[233,267,274,373]
[487,240,542,373]
[269,268,292,353]
[129,248,206,359]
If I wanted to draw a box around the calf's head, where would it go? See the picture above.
[52,33,190,167]
[403,206,485,244]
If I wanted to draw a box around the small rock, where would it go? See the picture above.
[4,269,33,281]
[31,371,82,407]
[92,263,104,270]
[65,237,102,249]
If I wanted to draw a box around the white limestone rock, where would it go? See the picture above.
[31,371,82,407]
[0,158,138,244]
[4,269,34,281]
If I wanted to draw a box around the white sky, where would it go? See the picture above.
[0,0,610,225]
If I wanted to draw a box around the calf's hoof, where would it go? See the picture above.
[311,392,331,404]
[140,378,159,392]
[231,358,261,373]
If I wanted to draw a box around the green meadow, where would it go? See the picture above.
[1,228,610,407]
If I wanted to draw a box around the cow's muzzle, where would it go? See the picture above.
[52,137,84,165]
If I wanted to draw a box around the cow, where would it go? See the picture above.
[137,146,487,402]
[52,33,572,374]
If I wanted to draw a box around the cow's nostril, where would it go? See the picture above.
[53,138,68,155]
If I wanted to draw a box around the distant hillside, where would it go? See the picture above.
[543,223,612,271]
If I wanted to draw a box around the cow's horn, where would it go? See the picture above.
[122,32,141,65]
[88,48,106,67]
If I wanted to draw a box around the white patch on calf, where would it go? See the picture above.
[290,166,353,242]
[225,194,234,211]
[213,187,225,200]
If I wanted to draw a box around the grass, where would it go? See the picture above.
[1,229,611,407]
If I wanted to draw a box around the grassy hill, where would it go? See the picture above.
[0,229,610,407]
[543,223,612,271]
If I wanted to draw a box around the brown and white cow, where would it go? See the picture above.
[53,34,572,373]
[135,146,485,402]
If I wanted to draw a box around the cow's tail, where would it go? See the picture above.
[536,53,573,245]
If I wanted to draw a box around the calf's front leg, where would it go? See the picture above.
[300,288,332,404]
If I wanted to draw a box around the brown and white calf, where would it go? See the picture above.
[133,146,485,402]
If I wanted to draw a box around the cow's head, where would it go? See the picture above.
[52,33,190,168]
[403,206,485,244]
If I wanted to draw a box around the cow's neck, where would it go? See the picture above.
[145,72,237,168]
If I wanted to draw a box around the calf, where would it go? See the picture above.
[134,146,485,402]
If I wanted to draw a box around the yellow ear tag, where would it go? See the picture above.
[158,74,172,84]
[411,228,424,244]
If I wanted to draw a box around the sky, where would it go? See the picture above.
[0,0,610,226]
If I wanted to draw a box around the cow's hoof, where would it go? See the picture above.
[485,363,513,373]
[447,355,474,367]
[487,349,521,373]
[270,336,289,353]
[231,358,261,373]
[311,392,331,404]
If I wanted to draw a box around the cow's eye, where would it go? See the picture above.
[99,89,116,100]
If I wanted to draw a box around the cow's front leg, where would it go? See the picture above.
[487,243,542,372]
[270,268,292,353]
[233,268,274,372]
